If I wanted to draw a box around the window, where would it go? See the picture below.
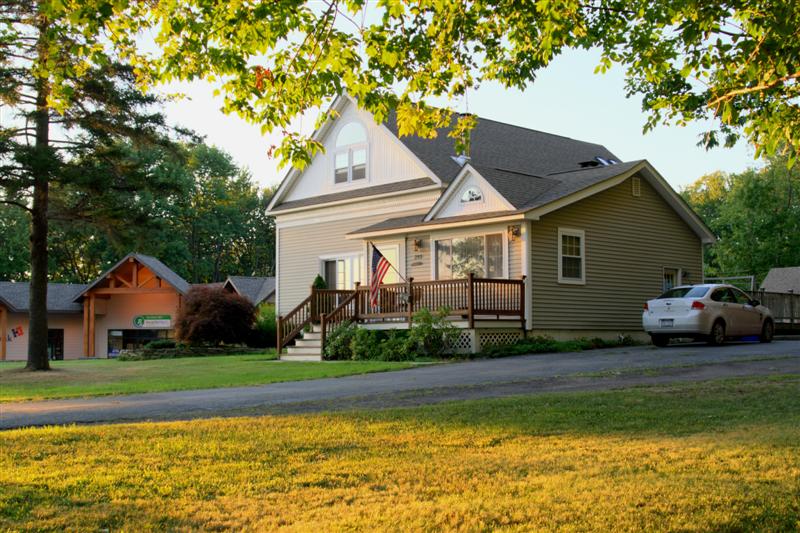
[460,187,483,203]
[658,286,709,299]
[731,287,754,305]
[334,122,367,183]
[663,267,681,292]
[322,255,364,290]
[435,233,504,279]
[710,288,736,303]
[558,228,585,284]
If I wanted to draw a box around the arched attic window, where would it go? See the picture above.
[334,122,368,184]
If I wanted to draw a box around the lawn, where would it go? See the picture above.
[0,354,417,402]
[1,376,799,530]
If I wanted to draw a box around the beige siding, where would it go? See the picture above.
[278,209,428,314]
[406,234,432,280]
[531,175,703,331]
[3,312,84,361]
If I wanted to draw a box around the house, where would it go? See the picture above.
[266,95,715,360]
[0,253,274,361]
[761,267,800,294]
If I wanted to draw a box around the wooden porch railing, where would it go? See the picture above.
[279,275,527,354]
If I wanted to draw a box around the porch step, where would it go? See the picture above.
[285,346,323,356]
[280,353,322,362]
[294,338,322,348]
[301,331,322,341]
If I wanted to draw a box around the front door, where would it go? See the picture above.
[47,329,64,360]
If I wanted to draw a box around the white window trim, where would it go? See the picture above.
[662,267,682,291]
[431,231,508,280]
[318,253,364,290]
[557,228,585,285]
[333,121,369,186]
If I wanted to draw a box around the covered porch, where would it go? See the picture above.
[277,274,526,355]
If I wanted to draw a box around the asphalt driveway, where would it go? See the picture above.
[2,340,799,429]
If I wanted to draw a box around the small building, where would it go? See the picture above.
[761,267,800,294]
[0,253,274,361]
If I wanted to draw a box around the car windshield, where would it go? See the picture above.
[657,286,710,299]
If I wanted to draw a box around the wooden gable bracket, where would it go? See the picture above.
[137,273,157,288]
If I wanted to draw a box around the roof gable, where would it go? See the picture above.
[75,253,190,300]
[424,164,515,221]
[224,276,275,305]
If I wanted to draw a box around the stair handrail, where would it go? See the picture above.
[277,291,314,354]
[320,282,360,353]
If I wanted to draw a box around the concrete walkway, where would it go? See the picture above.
[2,340,799,429]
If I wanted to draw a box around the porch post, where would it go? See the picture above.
[320,313,327,354]
[276,315,283,355]
[520,275,527,338]
[88,293,96,357]
[406,277,414,325]
[467,272,475,329]
[310,285,317,323]
[82,299,89,356]
[354,282,361,321]
[0,306,7,361]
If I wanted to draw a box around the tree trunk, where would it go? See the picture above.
[26,12,51,371]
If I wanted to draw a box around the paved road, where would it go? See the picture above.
[2,340,799,429]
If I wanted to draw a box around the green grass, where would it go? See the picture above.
[1,376,799,530]
[0,353,417,402]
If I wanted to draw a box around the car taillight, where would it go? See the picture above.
[643,302,649,311]
[691,301,705,310]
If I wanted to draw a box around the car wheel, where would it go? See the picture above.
[759,320,774,343]
[707,320,725,346]
[651,334,669,347]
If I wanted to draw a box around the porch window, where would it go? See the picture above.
[435,233,504,279]
[558,228,585,284]
[334,122,367,183]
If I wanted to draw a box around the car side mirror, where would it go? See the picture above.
[750,299,760,307]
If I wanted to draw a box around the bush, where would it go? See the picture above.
[249,304,277,348]
[143,339,177,350]
[351,329,383,360]
[312,274,327,290]
[379,331,415,361]
[176,286,256,346]
[480,334,640,359]
[408,307,460,358]
[323,321,357,360]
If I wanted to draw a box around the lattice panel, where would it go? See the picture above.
[447,331,474,353]
[478,330,523,350]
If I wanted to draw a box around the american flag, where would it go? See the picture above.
[370,246,391,307]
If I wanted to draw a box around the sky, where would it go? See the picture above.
[159,48,759,192]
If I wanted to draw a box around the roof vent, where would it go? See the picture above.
[594,157,619,166]
[579,160,601,168]
[451,154,471,166]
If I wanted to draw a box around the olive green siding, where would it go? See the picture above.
[530,175,703,331]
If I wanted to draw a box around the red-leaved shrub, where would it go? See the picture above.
[176,286,256,346]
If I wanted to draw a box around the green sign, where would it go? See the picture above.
[133,315,171,329]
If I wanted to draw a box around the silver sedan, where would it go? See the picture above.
[642,284,774,347]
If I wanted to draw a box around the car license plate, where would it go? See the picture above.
[660,319,674,327]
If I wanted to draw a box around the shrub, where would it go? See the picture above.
[323,321,357,360]
[408,307,460,358]
[480,334,640,358]
[250,304,277,348]
[379,331,415,361]
[176,286,256,346]
[312,274,327,290]
[351,329,383,360]
[143,339,177,350]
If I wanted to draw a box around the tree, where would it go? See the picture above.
[0,2,178,369]
[175,286,256,346]
[108,0,800,169]
[683,156,800,281]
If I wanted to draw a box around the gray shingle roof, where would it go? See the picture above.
[385,111,620,184]
[760,267,800,293]
[0,282,86,313]
[224,276,275,305]
[271,177,439,212]
[75,252,191,300]
[349,210,523,235]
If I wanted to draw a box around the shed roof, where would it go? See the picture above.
[761,267,800,293]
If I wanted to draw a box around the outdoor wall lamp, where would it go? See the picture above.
[507,225,521,241]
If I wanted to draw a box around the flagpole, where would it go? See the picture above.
[369,241,408,283]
